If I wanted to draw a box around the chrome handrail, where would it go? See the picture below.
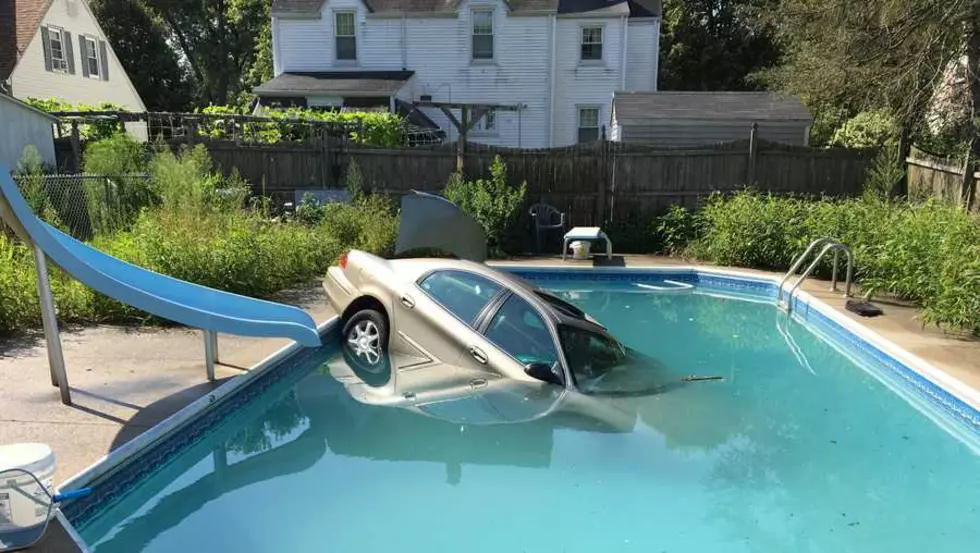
[777,238,853,312]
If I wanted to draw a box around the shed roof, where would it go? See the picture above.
[0,0,54,82]
[0,91,57,120]
[612,92,813,123]
[254,71,415,96]
[271,0,660,16]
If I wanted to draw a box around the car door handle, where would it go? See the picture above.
[400,294,415,309]
[470,378,488,389]
[469,346,488,365]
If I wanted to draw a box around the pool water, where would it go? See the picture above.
[79,280,980,552]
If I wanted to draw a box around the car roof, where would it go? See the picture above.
[388,256,609,333]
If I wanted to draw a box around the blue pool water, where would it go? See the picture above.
[78,278,980,552]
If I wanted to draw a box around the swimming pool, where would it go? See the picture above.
[64,268,980,552]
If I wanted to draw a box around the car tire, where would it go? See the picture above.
[342,309,391,387]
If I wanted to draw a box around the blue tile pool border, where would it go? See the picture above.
[57,266,980,544]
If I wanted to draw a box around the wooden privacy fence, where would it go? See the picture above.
[907,148,980,211]
[199,136,877,226]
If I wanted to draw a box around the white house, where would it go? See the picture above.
[0,93,57,170]
[259,0,661,147]
[0,0,145,111]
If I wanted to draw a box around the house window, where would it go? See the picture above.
[335,11,356,61]
[581,26,603,61]
[476,109,496,133]
[83,36,100,78]
[578,107,600,142]
[48,27,67,71]
[472,9,494,60]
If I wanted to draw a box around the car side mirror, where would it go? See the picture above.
[525,363,562,386]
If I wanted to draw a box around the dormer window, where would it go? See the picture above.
[472,9,494,61]
[335,11,357,61]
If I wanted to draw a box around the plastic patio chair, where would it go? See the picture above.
[529,203,566,253]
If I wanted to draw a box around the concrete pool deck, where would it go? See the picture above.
[2,256,979,489]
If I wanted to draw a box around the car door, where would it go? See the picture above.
[390,269,505,400]
[476,292,566,391]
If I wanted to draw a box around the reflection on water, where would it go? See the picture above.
[81,285,980,553]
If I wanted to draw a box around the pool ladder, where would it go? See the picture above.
[777,238,853,312]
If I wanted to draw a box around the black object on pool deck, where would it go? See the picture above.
[846,300,884,318]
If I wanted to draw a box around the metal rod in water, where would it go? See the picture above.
[33,244,70,405]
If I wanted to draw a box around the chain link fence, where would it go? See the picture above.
[12,173,153,240]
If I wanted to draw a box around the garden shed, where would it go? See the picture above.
[0,93,56,169]
[610,92,813,147]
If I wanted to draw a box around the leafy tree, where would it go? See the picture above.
[89,0,194,111]
[760,0,972,140]
[91,0,270,109]
[151,0,270,107]
[659,0,781,90]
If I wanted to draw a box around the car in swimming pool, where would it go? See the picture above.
[323,249,672,396]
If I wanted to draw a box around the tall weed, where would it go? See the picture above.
[443,156,527,256]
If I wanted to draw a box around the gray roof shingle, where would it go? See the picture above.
[613,92,813,123]
[254,71,415,96]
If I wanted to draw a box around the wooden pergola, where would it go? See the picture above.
[413,101,526,171]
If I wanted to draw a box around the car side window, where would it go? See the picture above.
[484,295,560,369]
[419,270,502,325]
[558,326,626,385]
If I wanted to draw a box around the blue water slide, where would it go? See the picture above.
[0,168,321,347]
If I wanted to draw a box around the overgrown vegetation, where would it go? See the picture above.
[443,156,527,257]
[0,143,398,335]
[23,98,128,140]
[654,192,980,335]
[197,105,406,147]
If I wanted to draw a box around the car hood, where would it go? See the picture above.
[395,191,487,262]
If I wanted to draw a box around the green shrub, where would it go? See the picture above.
[198,105,405,147]
[668,191,980,334]
[83,134,146,175]
[443,156,527,257]
[318,194,399,259]
[828,110,897,148]
[24,98,128,139]
[862,146,905,199]
[602,211,657,254]
[655,205,702,256]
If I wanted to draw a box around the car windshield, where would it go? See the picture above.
[557,325,628,388]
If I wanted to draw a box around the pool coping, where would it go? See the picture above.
[52,264,980,549]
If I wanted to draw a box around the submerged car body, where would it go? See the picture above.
[324,251,675,397]
[323,190,676,403]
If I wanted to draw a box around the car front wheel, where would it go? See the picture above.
[342,309,390,385]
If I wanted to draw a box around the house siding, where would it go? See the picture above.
[0,96,56,170]
[274,3,659,147]
[552,15,626,146]
[625,18,658,92]
[620,120,809,147]
[9,0,145,111]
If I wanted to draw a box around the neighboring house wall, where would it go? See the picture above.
[552,15,626,146]
[625,18,658,92]
[0,95,56,170]
[619,120,809,147]
[10,0,145,111]
[273,1,660,147]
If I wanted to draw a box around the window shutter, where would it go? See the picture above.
[79,35,89,77]
[99,40,109,81]
[63,32,75,74]
[41,27,53,71]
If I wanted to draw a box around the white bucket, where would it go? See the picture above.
[0,444,56,532]
[570,240,591,260]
